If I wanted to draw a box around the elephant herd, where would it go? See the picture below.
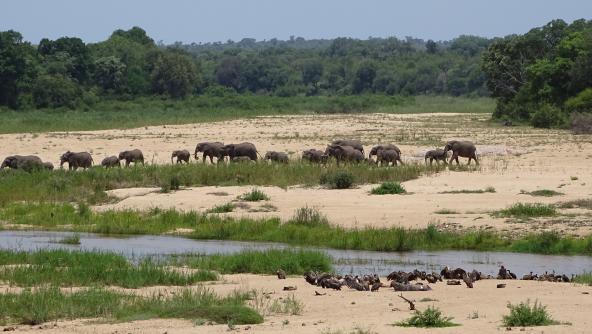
[0,139,478,172]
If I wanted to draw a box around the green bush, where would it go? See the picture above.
[503,300,557,327]
[320,171,354,189]
[370,182,406,195]
[565,88,592,113]
[239,188,269,201]
[287,206,329,227]
[396,306,458,328]
[530,104,564,128]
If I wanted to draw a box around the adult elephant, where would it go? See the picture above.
[302,149,327,164]
[194,142,226,164]
[369,144,401,160]
[223,142,258,161]
[331,139,364,154]
[119,149,145,167]
[325,145,364,164]
[444,140,478,165]
[1,155,43,172]
[171,150,190,164]
[60,151,93,170]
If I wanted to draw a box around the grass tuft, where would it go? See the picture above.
[493,203,557,218]
[370,182,406,195]
[502,300,558,327]
[558,199,592,210]
[521,189,563,197]
[239,188,270,202]
[439,186,496,194]
[573,272,592,285]
[434,209,459,215]
[395,306,459,328]
[268,294,303,315]
[206,202,235,214]
[287,206,329,227]
[320,171,355,189]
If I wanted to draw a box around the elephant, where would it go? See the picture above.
[369,144,401,160]
[101,156,120,168]
[223,142,258,161]
[265,151,289,163]
[324,144,364,164]
[376,149,401,166]
[194,142,227,164]
[331,139,364,154]
[444,140,478,165]
[302,149,328,164]
[424,149,448,165]
[42,162,54,170]
[60,151,93,170]
[119,149,144,167]
[171,149,190,164]
[1,155,44,172]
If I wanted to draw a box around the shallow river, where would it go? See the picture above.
[1,230,590,277]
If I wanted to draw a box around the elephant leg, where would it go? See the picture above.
[474,155,479,165]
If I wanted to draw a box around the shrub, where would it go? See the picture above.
[502,300,557,327]
[370,182,406,195]
[206,203,234,214]
[493,203,556,218]
[396,306,458,328]
[565,88,592,113]
[523,189,563,197]
[571,112,592,134]
[530,104,565,128]
[239,188,269,202]
[287,206,329,227]
[320,171,354,189]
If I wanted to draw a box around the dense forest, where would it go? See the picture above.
[1,19,591,129]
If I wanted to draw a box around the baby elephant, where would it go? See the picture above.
[425,149,448,165]
[42,162,54,170]
[376,149,402,166]
[101,156,120,168]
[171,150,190,164]
[265,151,289,163]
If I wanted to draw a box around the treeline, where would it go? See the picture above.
[0,27,491,110]
[482,19,592,128]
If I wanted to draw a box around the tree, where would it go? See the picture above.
[151,51,198,98]
[302,60,323,88]
[0,30,36,107]
[426,40,438,54]
[215,56,242,90]
[32,74,81,108]
[352,61,377,93]
[93,56,126,92]
[38,37,91,83]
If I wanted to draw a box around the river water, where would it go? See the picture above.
[1,230,590,277]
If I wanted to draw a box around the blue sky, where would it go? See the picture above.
[1,0,590,43]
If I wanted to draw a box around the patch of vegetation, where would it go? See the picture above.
[419,298,439,302]
[434,209,459,215]
[56,234,80,245]
[206,202,235,214]
[502,300,558,327]
[370,182,406,195]
[268,295,303,315]
[395,306,459,328]
[573,272,592,285]
[439,186,496,194]
[570,176,579,181]
[3,203,592,255]
[170,249,332,275]
[0,249,217,288]
[558,199,592,210]
[493,203,557,218]
[321,328,377,334]
[0,287,262,326]
[521,189,563,197]
[239,188,270,202]
[287,206,329,227]
[320,170,355,189]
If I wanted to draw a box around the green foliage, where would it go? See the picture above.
[573,272,592,285]
[503,300,557,327]
[151,51,199,98]
[206,202,235,214]
[370,182,406,195]
[31,74,82,108]
[439,186,496,194]
[565,88,592,113]
[493,203,557,218]
[396,306,459,328]
[530,104,565,128]
[287,206,330,227]
[320,170,355,189]
[239,188,270,202]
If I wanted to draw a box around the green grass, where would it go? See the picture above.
[395,306,459,328]
[0,162,447,205]
[268,295,303,315]
[521,189,564,197]
[2,203,592,255]
[206,202,235,214]
[0,287,262,326]
[170,249,332,275]
[370,182,406,195]
[239,188,270,202]
[0,249,218,288]
[434,209,459,214]
[439,186,496,194]
[320,170,355,189]
[493,203,557,218]
[558,199,592,210]
[0,95,493,134]
[573,272,592,285]
[57,234,80,245]
[502,300,558,327]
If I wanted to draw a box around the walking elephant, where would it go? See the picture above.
[265,151,289,163]
[369,144,401,160]
[1,155,44,172]
[101,156,120,168]
[424,149,448,165]
[223,142,258,161]
[444,141,478,165]
[171,150,190,164]
[376,149,401,166]
[119,149,145,167]
[325,145,364,164]
[302,149,328,164]
[60,151,93,170]
[331,139,364,154]
[194,142,227,164]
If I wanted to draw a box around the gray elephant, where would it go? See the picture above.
[302,149,328,164]
[369,144,401,160]
[119,149,145,167]
[265,151,289,163]
[376,149,401,166]
[444,140,478,165]
[194,142,227,164]
[171,149,190,164]
[42,162,54,170]
[325,145,364,164]
[101,156,120,168]
[331,139,364,154]
[1,155,44,172]
[425,149,448,165]
[223,142,258,161]
[60,151,93,170]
